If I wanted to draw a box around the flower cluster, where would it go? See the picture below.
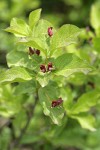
[51,97,63,107]
[40,62,54,73]
[29,47,40,56]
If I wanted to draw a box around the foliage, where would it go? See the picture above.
[0,1,100,150]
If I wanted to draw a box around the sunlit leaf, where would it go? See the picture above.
[54,53,93,77]
[50,24,81,55]
[7,51,42,70]
[29,9,42,29]
[71,114,96,131]
[0,67,32,84]
[70,89,100,114]
[5,18,30,37]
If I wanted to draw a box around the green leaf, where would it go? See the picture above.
[7,51,42,70]
[0,84,22,117]
[54,53,93,77]
[18,38,46,55]
[36,74,50,87]
[38,84,64,125]
[29,9,42,29]
[71,114,96,131]
[61,87,73,113]
[7,51,31,68]
[0,127,11,149]
[12,110,27,137]
[90,2,100,32]
[36,72,54,87]
[93,37,100,53]
[0,67,32,84]
[70,89,100,114]
[5,18,30,37]
[21,134,41,144]
[50,24,81,55]
[15,80,36,95]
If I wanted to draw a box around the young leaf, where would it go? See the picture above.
[7,51,42,70]
[29,9,42,29]
[38,84,64,125]
[71,114,96,131]
[0,67,32,84]
[7,51,31,68]
[50,24,81,55]
[54,53,93,78]
[34,19,54,37]
[70,89,100,114]
[5,18,30,37]
[34,19,55,50]
[36,71,54,87]
[19,19,54,54]
[36,74,50,87]
[90,1,100,31]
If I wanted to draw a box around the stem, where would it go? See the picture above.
[9,92,38,150]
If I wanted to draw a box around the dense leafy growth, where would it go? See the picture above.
[0,1,100,150]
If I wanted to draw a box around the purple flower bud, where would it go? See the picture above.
[29,47,34,55]
[48,27,53,37]
[35,49,40,56]
[51,98,63,107]
[52,101,58,107]
[40,64,46,73]
[47,62,53,71]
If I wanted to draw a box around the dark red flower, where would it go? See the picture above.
[29,47,35,55]
[47,62,53,71]
[35,49,40,56]
[52,101,58,107]
[51,98,63,107]
[40,64,46,73]
[48,27,53,37]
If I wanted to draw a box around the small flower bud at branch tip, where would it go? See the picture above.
[48,27,53,37]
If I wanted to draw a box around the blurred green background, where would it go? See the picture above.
[0,0,100,150]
